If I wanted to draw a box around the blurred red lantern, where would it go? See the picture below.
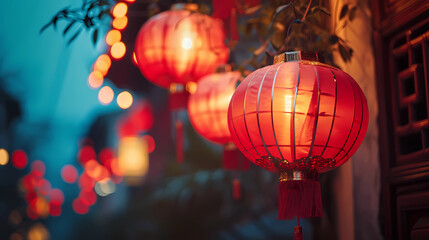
[118,99,154,137]
[228,51,368,221]
[135,3,229,109]
[188,70,250,169]
[188,70,250,199]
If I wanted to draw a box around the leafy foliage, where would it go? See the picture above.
[40,0,114,45]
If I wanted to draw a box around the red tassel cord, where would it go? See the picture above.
[223,143,250,170]
[294,225,303,240]
[169,86,189,110]
[278,179,323,220]
[233,178,241,200]
[175,120,184,164]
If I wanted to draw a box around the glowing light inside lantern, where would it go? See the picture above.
[117,91,133,109]
[0,148,9,165]
[110,42,126,59]
[185,81,197,94]
[88,71,104,89]
[105,29,121,46]
[181,37,192,49]
[112,3,128,18]
[118,136,149,185]
[98,86,114,105]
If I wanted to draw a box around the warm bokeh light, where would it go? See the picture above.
[105,29,121,46]
[118,136,149,185]
[143,135,155,153]
[99,148,115,165]
[117,91,133,109]
[10,233,23,240]
[94,54,111,74]
[78,146,96,164]
[9,210,22,226]
[0,148,9,165]
[124,0,136,3]
[181,37,193,49]
[72,198,89,215]
[110,42,126,59]
[98,86,114,105]
[88,71,104,89]
[185,81,197,94]
[31,160,46,177]
[112,16,128,30]
[28,223,49,240]
[79,189,97,206]
[11,150,28,169]
[61,165,78,183]
[34,197,49,218]
[36,179,51,196]
[78,173,96,191]
[112,2,128,18]
[49,189,64,205]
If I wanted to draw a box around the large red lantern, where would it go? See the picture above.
[134,3,229,104]
[227,51,368,223]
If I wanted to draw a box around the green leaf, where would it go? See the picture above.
[67,30,81,45]
[63,21,76,35]
[348,6,357,21]
[339,4,348,20]
[92,29,98,45]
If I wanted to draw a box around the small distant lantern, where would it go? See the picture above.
[117,136,149,185]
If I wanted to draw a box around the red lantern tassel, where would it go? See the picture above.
[223,143,250,170]
[294,225,303,240]
[175,120,184,164]
[233,178,241,200]
[278,172,323,220]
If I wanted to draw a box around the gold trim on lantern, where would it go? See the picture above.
[279,170,319,181]
[274,51,325,64]
[169,83,185,93]
[171,3,199,12]
[224,142,237,151]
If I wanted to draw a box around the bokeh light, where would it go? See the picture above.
[117,91,133,109]
[79,189,97,206]
[31,160,45,178]
[72,198,89,215]
[95,178,116,197]
[94,54,111,75]
[78,146,96,164]
[28,223,49,240]
[112,16,128,30]
[9,210,22,226]
[78,173,96,191]
[143,135,155,153]
[0,148,9,165]
[11,150,28,169]
[61,165,78,183]
[186,81,197,94]
[124,0,136,3]
[112,2,128,18]
[49,188,64,205]
[98,86,114,105]
[105,29,121,46]
[110,42,126,59]
[88,71,104,89]
[10,233,23,240]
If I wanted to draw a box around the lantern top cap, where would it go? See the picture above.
[171,3,199,12]
[274,51,324,64]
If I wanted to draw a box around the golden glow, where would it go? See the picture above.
[112,16,128,30]
[98,86,114,105]
[112,3,128,18]
[132,51,138,65]
[28,223,49,240]
[9,210,22,225]
[0,148,9,165]
[35,198,49,218]
[85,160,102,180]
[117,91,133,109]
[10,233,23,240]
[105,29,121,46]
[181,37,193,49]
[95,54,111,72]
[124,0,135,3]
[185,81,197,94]
[111,42,126,59]
[88,71,104,89]
[118,136,149,185]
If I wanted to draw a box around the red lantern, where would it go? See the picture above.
[227,51,368,221]
[135,3,229,108]
[188,70,250,199]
